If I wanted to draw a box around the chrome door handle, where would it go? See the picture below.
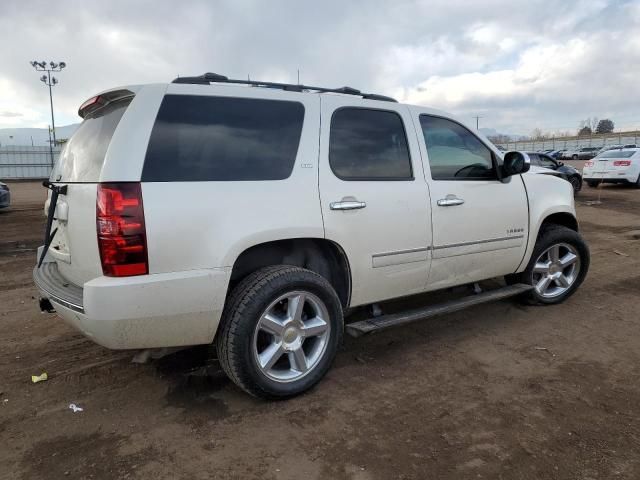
[330,200,367,210]
[437,195,465,207]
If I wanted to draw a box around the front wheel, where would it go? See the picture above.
[216,266,343,399]
[508,225,590,305]
[569,175,582,195]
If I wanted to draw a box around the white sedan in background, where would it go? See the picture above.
[583,148,640,188]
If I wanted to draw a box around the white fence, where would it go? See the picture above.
[0,146,60,179]
[497,131,640,152]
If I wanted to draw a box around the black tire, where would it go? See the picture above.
[216,265,343,399]
[508,225,590,305]
[633,174,640,189]
[572,154,579,160]
[586,180,600,188]
[569,175,582,194]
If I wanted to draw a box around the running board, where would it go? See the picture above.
[345,283,533,338]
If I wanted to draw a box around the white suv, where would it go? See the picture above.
[34,73,590,398]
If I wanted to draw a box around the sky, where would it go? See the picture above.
[1,0,639,137]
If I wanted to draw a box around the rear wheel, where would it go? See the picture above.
[586,180,600,188]
[216,266,343,399]
[572,154,579,160]
[509,225,589,305]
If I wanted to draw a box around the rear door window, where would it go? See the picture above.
[51,98,131,182]
[142,95,305,182]
[329,108,412,180]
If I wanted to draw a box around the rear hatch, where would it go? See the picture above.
[42,91,133,286]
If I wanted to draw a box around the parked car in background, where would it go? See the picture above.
[527,152,582,194]
[583,148,640,188]
[551,149,567,159]
[575,147,600,160]
[623,144,637,149]
[0,181,10,209]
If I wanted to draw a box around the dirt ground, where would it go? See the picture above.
[1,180,639,480]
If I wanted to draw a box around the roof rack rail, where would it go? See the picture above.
[171,72,398,102]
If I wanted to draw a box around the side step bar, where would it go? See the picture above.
[345,283,533,338]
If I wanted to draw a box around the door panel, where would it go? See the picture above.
[413,110,529,290]
[319,97,432,307]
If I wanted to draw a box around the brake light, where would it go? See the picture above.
[584,161,594,167]
[96,183,148,277]
[613,160,631,167]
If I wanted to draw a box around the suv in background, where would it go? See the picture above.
[34,73,590,399]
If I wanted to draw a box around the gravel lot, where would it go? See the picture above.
[1,180,639,480]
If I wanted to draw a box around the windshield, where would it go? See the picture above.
[50,98,131,182]
[598,150,636,159]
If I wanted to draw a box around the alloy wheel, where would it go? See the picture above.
[252,291,331,382]
[532,243,581,298]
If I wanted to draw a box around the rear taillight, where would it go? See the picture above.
[96,183,148,277]
[584,161,594,167]
[613,160,631,167]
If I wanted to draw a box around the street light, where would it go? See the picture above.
[30,60,66,167]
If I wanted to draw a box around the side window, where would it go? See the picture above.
[528,154,541,166]
[539,155,556,168]
[142,95,304,181]
[419,115,496,180]
[329,108,413,180]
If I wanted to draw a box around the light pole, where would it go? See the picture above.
[30,60,66,167]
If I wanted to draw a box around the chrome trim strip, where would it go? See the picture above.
[33,265,85,314]
[433,234,524,250]
[372,246,432,258]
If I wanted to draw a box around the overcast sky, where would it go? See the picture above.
[1,0,639,136]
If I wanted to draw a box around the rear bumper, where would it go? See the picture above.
[583,172,638,183]
[34,259,231,349]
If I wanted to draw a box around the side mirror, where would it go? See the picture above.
[502,151,530,177]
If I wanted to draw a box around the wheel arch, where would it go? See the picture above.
[229,238,352,308]
[539,211,579,232]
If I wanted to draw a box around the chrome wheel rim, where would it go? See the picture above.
[532,243,581,298]
[252,291,331,383]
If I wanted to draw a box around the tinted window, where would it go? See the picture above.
[329,108,412,180]
[420,115,496,180]
[51,99,131,182]
[538,155,556,168]
[528,153,540,166]
[143,95,304,181]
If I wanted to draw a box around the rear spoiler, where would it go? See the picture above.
[78,89,134,118]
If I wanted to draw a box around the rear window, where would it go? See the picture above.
[598,150,636,159]
[142,95,305,182]
[51,99,131,182]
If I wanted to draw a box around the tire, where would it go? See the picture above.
[586,180,599,188]
[508,225,589,305]
[216,265,343,399]
[634,174,640,189]
[569,176,582,195]
[572,154,578,160]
